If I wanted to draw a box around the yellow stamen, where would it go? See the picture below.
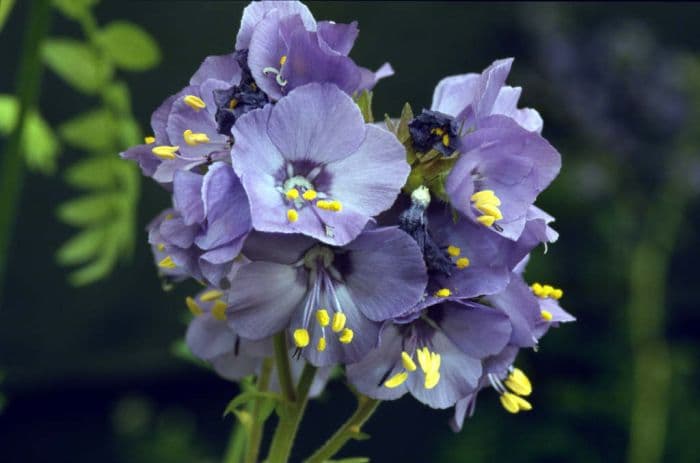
[541,309,553,321]
[293,328,310,348]
[329,200,343,212]
[431,127,445,136]
[212,300,227,321]
[331,312,347,332]
[470,190,497,204]
[152,145,179,160]
[476,215,496,227]
[384,372,408,388]
[316,309,330,327]
[279,55,287,66]
[165,213,173,220]
[158,255,176,269]
[551,288,563,300]
[183,94,206,111]
[505,368,532,396]
[144,136,156,144]
[456,257,470,269]
[287,209,298,222]
[316,200,342,212]
[302,189,317,201]
[435,288,451,298]
[156,243,165,252]
[317,337,327,352]
[424,370,440,389]
[447,245,461,257]
[476,203,503,220]
[286,188,299,200]
[541,284,554,297]
[513,394,532,411]
[417,347,431,374]
[531,282,543,295]
[500,392,521,414]
[200,289,223,302]
[183,129,210,146]
[185,296,203,316]
[228,98,238,109]
[339,328,354,344]
[401,351,417,372]
[442,133,450,147]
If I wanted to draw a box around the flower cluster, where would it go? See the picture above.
[122,0,573,429]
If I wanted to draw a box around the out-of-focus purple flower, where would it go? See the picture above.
[347,298,512,409]
[231,83,409,246]
[224,227,427,367]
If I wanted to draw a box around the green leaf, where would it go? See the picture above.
[67,240,118,286]
[0,0,15,35]
[353,90,374,123]
[103,81,132,115]
[51,0,99,20]
[56,193,121,226]
[396,103,414,144]
[223,391,284,417]
[22,110,60,175]
[97,21,161,71]
[56,226,106,266]
[58,108,116,152]
[64,156,121,190]
[42,39,112,94]
[0,94,18,134]
[117,117,142,148]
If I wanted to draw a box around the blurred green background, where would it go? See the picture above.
[1,1,700,462]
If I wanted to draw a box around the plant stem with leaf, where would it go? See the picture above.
[243,357,274,463]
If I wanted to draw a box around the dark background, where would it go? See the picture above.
[1,2,700,462]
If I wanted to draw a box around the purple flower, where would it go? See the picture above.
[149,162,251,286]
[225,227,428,367]
[346,298,512,409]
[231,83,409,246]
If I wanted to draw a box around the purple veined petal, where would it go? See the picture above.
[231,105,285,175]
[488,274,541,348]
[507,206,559,268]
[493,86,543,133]
[450,397,473,432]
[248,10,293,100]
[173,170,204,226]
[346,324,411,401]
[186,313,237,360]
[151,93,177,142]
[268,83,365,163]
[342,227,428,322]
[242,231,315,265]
[357,62,395,92]
[406,328,482,409]
[437,301,512,359]
[456,58,514,125]
[199,244,239,286]
[120,143,161,178]
[160,215,198,248]
[236,0,316,50]
[152,157,206,184]
[533,297,575,339]
[212,350,261,381]
[227,262,307,340]
[431,73,479,117]
[189,52,241,86]
[317,20,359,56]
[325,125,409,219]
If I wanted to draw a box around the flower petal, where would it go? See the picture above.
[236,0,315,50]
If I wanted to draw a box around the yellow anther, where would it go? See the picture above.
[158,255,177,269]
[329,200,343,212]
[456,257,470,269]
[476,215,496,227]
[447,245,461,257]
[505,368,532,396]
[431,351,441,372]
[165,213,173,220]
[531,282,543,295]
[384,372,408,388]
[541,309,553,321]
[144,136,156,144]
[431,127,445,136]
[541,284,554,297]
[156,243,165,252]
[435,288,451,298]
[442,133,450,147]
[212,300,227,321]
[287,209,299,222]
[183,129,210,146]
[279,55,287,66]
[228,98,238,109]
[499,392,521,414]
[424,370,440,389]
[470,189,497,204]
[417,347,431,374]
[293,328,310,348]
[152,145,179,160]
[185,296,203,316]
[339,328,354,344]
[200,289,223,302]
[331,312,347,332]
[316,309,330,327]
[513,394,532,411]
[285,188,299,200]
[302,189,317,201]
[476,203,503,220]
[183,94,206,111]
[551,288,563,300]
[317,336,327,352]
[401,351,417,372]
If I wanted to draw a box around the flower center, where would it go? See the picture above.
[383,346,442,390]
[262,55,289,87]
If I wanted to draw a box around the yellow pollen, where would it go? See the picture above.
[317,336,327,352]
[435,288,451,298]
[285,188,299,200]
[417,347,431,373]
[541,309,553,321]
[144,136,156,144]
[302,189,317,201]
[331,312,347,332]
[279,55,287,66]
[531,282,564,300]
[287,209,299,222]
[165,213,173,220]
[316,309,330,327]
[401,351,417,372]
[531,282,543,294]
[514,395,533,411]
[431,127,445,136]
[425,370,440,389]
[158,255,176,269]
[228,98,238,109]
[212,300,227,321]
[156,243,165,252]
[183,94,206,111]
[447,245,461,257]
[339,328,354,344]
[476,203,503,220]
[316,200,331,210]
[551,288,563,300]
[442,133,450,147]
[329,200,343,212]
[185,296,203,316]
[384,372,408,388]
[541,284,554,297]
[152,145,179,160]
[293,328,310,348]
[470,189,500,206]
[476,215,496,227]
[199,289,224,302]
[183,129,210,146]
[456,257,470,269]
[500,392,520,414]
[505,368,532,396]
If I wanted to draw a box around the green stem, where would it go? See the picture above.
[222,415,247,463]
[304,396,380,463]
[243,358,274,463]
[0,0,51,308]
[266,362,317,463]
[273,332,296,403]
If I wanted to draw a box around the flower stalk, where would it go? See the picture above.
[243,357,274,463]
